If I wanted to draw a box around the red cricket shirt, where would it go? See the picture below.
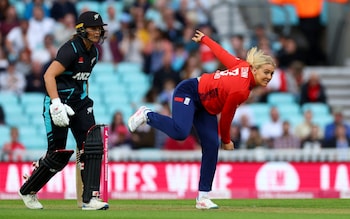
[198,36,256,144]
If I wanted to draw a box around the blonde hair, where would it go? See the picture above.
[246,47,276,69]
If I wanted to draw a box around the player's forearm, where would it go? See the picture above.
[201,36,237,69]
[219,109,234,144]
[43,61,65,100]
[44,74,59,100]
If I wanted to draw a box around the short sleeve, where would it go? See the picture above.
[55,43,78,69]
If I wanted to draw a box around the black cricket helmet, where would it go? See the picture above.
[76,11,107,42]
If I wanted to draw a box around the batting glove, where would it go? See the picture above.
[50,98,75,127]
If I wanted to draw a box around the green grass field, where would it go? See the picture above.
[1,199,350,219]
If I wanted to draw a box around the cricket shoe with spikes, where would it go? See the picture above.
[128,106,151,132]
[82,197,109,210]
[195,197,219,209]
[18,190,43,209]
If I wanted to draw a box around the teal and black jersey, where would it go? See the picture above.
[53,36,99,103]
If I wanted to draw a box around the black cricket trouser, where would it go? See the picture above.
[20,97,96,195]
[43,96,95,152]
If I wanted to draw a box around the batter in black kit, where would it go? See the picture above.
[18,11,109,210]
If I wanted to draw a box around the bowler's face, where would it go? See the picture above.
[253,64,275,87]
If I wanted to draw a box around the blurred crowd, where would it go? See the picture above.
[1,0,350,160]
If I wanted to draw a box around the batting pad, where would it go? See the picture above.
[81,125,104,203]
[20,150,74,194]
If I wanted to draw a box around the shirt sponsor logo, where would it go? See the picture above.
[199,88,218,101]
[72,72,91,80]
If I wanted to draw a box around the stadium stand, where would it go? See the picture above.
[0,126,10,148]
[267,92,296,105]
[270,4,299,26]
[76,1,101,14]
[248,103,271,128]
[301,103,330,116]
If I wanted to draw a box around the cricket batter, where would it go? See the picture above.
[18,11,109,210]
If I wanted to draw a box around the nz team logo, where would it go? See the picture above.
[87,107,93,114]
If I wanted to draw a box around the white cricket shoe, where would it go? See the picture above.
[18,190,43,209]
[82,197,109,210]
[128,106,151,132]
[195,197,219,209]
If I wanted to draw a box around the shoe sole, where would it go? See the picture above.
[196,205,219,209]
[82,205,109,210]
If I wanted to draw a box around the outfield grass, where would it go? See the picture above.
[1,199,350,219]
